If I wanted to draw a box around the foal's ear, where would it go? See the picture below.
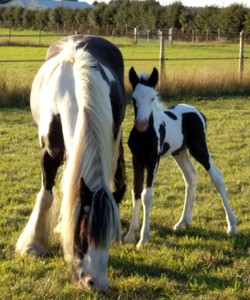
[78,177,92,206]
[113,184,126,206]
[129,67,139,90]
[148,67,159,87]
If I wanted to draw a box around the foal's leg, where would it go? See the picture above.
[16,149,62,256]
[173,149,198,231]
[207,158,237,234]
[188,137,237,234]
[124,156,144,243]
[137,159,159,248]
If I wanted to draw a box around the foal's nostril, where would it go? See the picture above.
[135,119,148,131]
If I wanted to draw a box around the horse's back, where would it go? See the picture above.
[31,35,125,129]
[46,35,124,83]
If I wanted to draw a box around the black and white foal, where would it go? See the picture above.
[124,67,237,248]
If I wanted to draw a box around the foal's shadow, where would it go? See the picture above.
[121,218,250,255]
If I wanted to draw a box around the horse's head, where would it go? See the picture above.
[129,67,159,132]
[73,177,124,292]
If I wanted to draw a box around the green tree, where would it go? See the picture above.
[115,0,131,31]
[75,7,92,30]
[220,4,247,35]
[195,6,220,33]
[49,7,64,30]
[34,9,50,30]
[243,9,250,34]
[166,1,185,30]
[179,9,195,32]
[61,8,75,31]
[2,7,15,27]
[88,2,108,28]
[14,6,24,28]
[22,9,35,29]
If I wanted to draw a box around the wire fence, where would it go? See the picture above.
[0,30,250,101]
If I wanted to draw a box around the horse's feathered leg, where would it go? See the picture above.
[173,149,198,231]
[16,148,62,256]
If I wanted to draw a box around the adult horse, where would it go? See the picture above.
[16,35,126,292]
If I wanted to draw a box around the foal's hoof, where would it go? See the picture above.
[173,220,190,231]
[227,227,238,235]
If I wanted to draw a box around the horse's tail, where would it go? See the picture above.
[59,41,120,263]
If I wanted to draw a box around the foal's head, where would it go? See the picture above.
[73,178,124,292]
[129,67,159,132]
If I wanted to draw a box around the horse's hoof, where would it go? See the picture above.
[124,232,136,243]
[16,243,47,257]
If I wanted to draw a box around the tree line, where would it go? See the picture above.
[0,0,250,36]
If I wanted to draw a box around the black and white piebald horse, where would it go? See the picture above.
[16,35,126,292]
[124,67,237,248]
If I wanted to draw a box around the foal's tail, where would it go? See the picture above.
[58,41,121,262]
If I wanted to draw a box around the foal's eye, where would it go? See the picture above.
[151,97,155,102]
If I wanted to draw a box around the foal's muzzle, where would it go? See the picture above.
[135,119,148,132]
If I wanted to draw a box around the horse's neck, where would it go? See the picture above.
[152,101,165,120]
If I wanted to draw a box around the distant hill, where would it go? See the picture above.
[0,0,91,9]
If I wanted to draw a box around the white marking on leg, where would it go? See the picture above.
[137,187,153,248]
[208,159,237,234]
[124,191,141,243]
[173,150,198,231]
[16,188,54,256]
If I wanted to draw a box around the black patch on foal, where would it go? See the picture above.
[164,111,177,120]
[159,123,165,148]
[160,143,171,156]
[182,112,210,170]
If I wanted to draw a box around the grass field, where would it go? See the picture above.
[0,98,249,299]
[0,35,249,298]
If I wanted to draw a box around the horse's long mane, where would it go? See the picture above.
[47,40,121,262]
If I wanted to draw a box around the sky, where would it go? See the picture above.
[83,0,250,8]
[166,0,249,7]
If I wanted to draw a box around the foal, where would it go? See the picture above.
[124,67,238,248]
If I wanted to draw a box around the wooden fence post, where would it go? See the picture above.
[134,27,137,45]
[168,27,172,45]
[147,29,150,42]
[38,29,41,46]
[8,27,11,45]
[239,31,244,82]
[218,28,221,41]
[192,29,195,44]
[159,31,165,87]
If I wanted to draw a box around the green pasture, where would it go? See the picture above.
[0,98,249,299]
[0,36,249,298]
